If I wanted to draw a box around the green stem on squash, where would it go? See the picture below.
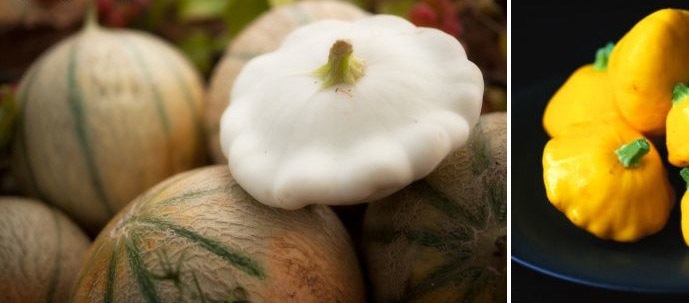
[681,168,689,188]
[313,40,366,89]
[593,42,614,72]
[84,0,99,29]
[672,83,689,105]
[615,138,650,168]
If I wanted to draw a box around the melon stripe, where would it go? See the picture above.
[156,185,232,207]
[470,121,491,174]
[419,181,461,220]
[104,246,118,303]
[16,58,47,200]
[135,170,191,207]
[471,121,506,224]
[132,184,232,214]
[137,217,266,279]
[157,46,205,155]
[45,207,63,303]
[459,266,492,299]
[72,240,107,295]
[67,43,115,216]
[405,229,463,250]
[190,272,207,303]
[365,226,464,251]
[122,38,174,171]
[123,39,172,136]
[125,234,162,303]
[422,180,484,226]
[491,183,507,224]
[410,263,485,301]
[408,260,463,300]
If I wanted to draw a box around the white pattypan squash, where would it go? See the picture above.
[220,15,484,209]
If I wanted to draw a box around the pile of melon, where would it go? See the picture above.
[0,1,507,303]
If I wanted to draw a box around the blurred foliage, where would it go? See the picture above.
[377,0,416,16]
[2,0,506,110]
[130,0,276,76]
[198,0,269,74]
[177,0,229,21]
[177,30,221,76]
[268,0,298,7]
[122,0,507,110]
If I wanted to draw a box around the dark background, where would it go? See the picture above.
[512,1,689,88]
[512,1,689,302]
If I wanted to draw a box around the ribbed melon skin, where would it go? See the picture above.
[363,112,507,303]
[206,0,368,163]
[0,197,91,303]
[11,23,206,234]
[71,165,365,303]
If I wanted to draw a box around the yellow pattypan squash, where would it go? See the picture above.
[667,83,689,167]
[681,168,689,247]
[607,8,689,135]
[542,43,623,137]
[542,121,674,242]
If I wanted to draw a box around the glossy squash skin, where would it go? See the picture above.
[666,83,689,167]
[607,8,689,135]
[542,120,674,242]
[542,43,624,137]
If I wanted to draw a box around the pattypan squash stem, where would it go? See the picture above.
[672,83,689,105]
[681,168,689,188]
[593,42,614,72]
[615,138,650,168]
[314,40,365,89]
[84,0,99,29]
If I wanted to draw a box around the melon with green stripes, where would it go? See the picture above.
[363,112,507,303]
[206,0,368,163]
[71,165,365,303]
[11,16,206,234]
[0,197,91,303]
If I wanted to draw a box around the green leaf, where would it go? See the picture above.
[268,0,296,8]
[178,0,230,21]
[681,168,689,188]
[141,0,177,29]
[223,0,271,38]
[378,0,416,17]
[177,30,215,76]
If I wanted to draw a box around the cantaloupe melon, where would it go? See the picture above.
[363,112,507,303]
[71,165,365,303]
[11,15,206,234]
[0,197,91,303]
[206,0,367,163]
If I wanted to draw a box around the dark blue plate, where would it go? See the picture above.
[511,75,689,294]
